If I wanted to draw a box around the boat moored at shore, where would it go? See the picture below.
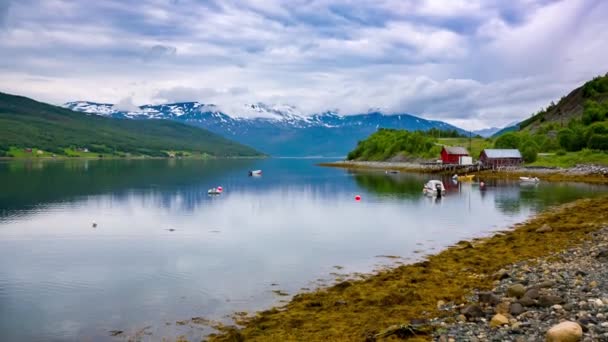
[423,180,446,197]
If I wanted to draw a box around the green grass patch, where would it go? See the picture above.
[527,149,608,168]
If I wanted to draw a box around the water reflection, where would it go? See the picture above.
[0,159,606,341]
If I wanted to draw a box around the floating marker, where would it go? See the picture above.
[355,195,361,201]
[217,186,223,193]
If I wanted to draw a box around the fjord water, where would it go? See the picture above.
[1,159,606,341]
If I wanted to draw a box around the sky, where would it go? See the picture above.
[0,0,607,129]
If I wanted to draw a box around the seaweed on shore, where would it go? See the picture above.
[208,196,608,341]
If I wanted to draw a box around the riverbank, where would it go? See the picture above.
[208,196,608,341]
[319,161,608,184]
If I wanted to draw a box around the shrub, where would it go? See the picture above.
[494,132,520,149]
[588,134,608,151]
[521,145,538,163]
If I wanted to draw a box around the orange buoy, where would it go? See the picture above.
[355,195,361,201]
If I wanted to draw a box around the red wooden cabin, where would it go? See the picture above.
[440,146,469,164]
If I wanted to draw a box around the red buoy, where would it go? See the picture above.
[355,195,361,201]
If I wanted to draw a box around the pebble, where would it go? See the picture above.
[510,302,524,316]
[490,314,509,328]
[507,284,526,298]
[526,288,541,300]
[432,226,608,341]
[546,321,583,342]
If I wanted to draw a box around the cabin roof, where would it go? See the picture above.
[442,146,469,155]
[482,149,522,159]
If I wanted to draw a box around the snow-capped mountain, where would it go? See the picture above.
[64,101,468,156]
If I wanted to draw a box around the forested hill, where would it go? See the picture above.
[518,73,608,131]
[0,92,261,158]
[347,128,470,161]
[490,74,608,157]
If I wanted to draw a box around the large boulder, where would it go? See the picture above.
[546,321,583,342]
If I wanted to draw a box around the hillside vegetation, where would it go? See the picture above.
[346,128,472,161]
[0,92,260,158]
[491,74,608,164]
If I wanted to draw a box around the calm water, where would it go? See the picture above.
[1,159,606,341]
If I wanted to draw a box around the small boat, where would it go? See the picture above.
[385,170,400,174]
[423,180,446,197]
[248,170,262,176]
[519,176,540,183]
[208,188,221,195]
[457,174,475,181]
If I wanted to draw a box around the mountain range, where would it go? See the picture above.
[0,92,260,158]
[65,101,473,156]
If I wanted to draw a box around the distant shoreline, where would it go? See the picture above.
[319,160,608,184]
[0,155,267,161]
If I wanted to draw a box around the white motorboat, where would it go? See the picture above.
[248,170,262,176]
[423,180,446,197]
[519,176,540,183]
[208,187,221,195]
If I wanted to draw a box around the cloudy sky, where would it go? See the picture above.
[0,0,607,129]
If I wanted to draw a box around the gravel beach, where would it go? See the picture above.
[432,226,608,342]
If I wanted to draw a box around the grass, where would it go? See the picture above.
[2,146,222,160]
[208,196,608,341]
[437,137,493,159]
[527,149,608,168]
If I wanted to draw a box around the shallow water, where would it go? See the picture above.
[0,159,606,341]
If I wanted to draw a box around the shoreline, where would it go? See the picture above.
[0,155,266,161]
[208,196,608,341]
[319,160,608,184]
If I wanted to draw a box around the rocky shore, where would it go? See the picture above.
[319,161,608,183]
[432,226,608,341]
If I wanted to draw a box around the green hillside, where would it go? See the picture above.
[346,128,472,161]
[0,92,261,158]
[489,74,608,166]
[518,73,608,131]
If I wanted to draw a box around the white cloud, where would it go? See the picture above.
[115,96,141,112]
[0,0,606,130]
